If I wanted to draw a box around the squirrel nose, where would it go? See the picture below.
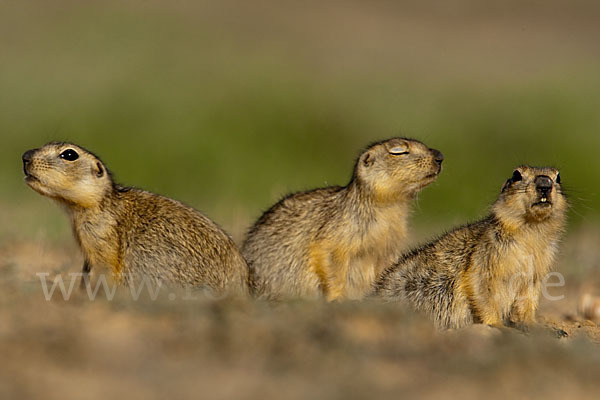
[432,149,444,165]
[22,149,35,164]
[535,175,553,196]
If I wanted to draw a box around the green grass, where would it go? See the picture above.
[1,0,599,241]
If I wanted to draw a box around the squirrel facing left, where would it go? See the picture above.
[22,142,248,296]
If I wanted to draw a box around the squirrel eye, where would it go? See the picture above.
[60,149,79,161]
[556,173,561,184]
[511,170,522,182]
[389,147,409,155]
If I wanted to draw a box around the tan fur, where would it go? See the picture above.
[243,138,443,301]
[22,142,248,295]
[373,166,568,329]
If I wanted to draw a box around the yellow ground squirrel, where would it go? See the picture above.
[242,138,444,301]
[373,166,568,329]
[22,142,248,295]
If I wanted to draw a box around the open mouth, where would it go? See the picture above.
[24,175,39,183]
[425,169,441,179]
[23,169,39,183]
[532,197,552,207]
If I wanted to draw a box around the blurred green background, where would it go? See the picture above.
[1,0,599,243]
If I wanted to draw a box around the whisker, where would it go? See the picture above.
[568,207,585,218]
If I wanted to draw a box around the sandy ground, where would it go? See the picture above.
[1,225,599,400]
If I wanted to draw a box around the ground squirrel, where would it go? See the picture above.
[373,166,568,329]
[22,142,248,295]
[242,138,444,301]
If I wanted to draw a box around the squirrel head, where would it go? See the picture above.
[22,142,113,208]
[354,137,443,203]
[493,165,568,227]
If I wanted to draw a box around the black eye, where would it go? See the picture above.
[511,170,522,182]
[556,173,561,184]
[60,149,79,161]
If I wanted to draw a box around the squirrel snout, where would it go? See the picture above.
[535,175,553,196]
[432,149,444,165]
[22,149,35,165]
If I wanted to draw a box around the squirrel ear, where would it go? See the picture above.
[362,152,375,168]
[94,162,104,178]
